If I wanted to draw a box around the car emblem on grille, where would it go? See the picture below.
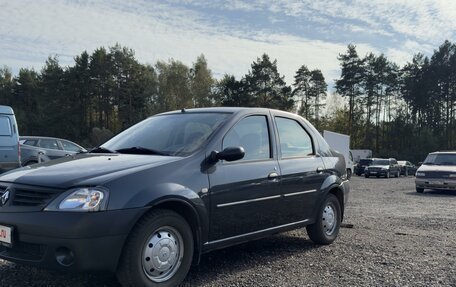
[1,189,10,206]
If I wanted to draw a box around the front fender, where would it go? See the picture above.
[121,182,209,262]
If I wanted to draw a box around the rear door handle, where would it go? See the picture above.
[316,167,325,173]
[268,172,279,180]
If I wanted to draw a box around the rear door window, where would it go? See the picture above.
[23,139,38,146]
[275,117,313,158]
[0,116,12,136]
[39,139,60,150]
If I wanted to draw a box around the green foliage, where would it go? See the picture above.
[2,41,455,162]
[331,41,456,163]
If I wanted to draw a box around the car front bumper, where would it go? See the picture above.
[365,170,389,177]
[415,178,456,191]
[0,207,148,271]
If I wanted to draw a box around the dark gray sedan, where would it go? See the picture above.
[20,136,86,166]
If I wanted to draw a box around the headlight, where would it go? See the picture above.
[45,187,109,212]
[416,172,425,177]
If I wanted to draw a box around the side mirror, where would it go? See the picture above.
[211,147,245,162]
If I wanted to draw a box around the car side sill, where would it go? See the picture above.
[202,219,310,253]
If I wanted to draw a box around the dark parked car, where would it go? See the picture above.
[0,108,350,287]
[20,136,86,166]
[354,158,372,176]
[364,158,401,178]
[415,151,456,193]
[397,160,417,176]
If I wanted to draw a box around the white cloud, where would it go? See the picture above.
[1,0,454,90]
[0,0,376,87]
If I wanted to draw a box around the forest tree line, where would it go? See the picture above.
[1,41,455,163]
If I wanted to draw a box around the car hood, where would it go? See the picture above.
[0,153,182,188]
[417,164,456,173]
[368,165,389,169]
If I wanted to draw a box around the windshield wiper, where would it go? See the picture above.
[115,146,170,156]
[87,146,117,154]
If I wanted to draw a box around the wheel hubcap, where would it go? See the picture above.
[142,226,184,283]
[322,204,336,235]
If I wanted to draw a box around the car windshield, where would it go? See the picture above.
[372,159,389,165]
[397,161,406,165]
[359,159,372,165]
[423,154,456,166]
[102,112,231,156]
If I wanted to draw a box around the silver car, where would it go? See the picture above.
[415,151,456,193]
[20,136,86,166]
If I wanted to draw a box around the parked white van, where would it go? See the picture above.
[0,106,20,173]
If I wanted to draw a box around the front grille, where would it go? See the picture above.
[12,187,60,207]
[424,171,456,178]
[369,167,382,172]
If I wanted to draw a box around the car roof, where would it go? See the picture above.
[157,107,298,118]
[0,105,14,115]
[429,151,456,155]
[20,136,82,146]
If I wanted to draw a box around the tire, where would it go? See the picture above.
[306,194,341,245]
[365,174,369,178]
[346,168,352,180]
[416,187,424,193]
[117,209,194,287]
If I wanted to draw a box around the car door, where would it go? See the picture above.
[38,138,66,160]
[208,114,281,241]
[274,115,327,222]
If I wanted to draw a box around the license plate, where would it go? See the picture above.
[0,225,13,247]
[431,180,444,185]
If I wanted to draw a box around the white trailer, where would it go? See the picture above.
[350,149,372,163]
[323,130,353,179]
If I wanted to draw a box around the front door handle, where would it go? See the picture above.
[316,167,325,173]
[268,172,279,180]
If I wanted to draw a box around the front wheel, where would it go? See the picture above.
[306,194,341,245]
[416,187,424,193]
[346,168,352,180]
[117,209,194,287]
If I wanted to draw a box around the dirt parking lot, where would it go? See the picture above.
[1,176,455,286]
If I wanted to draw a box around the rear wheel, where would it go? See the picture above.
[365,174,369,178]
[117,209,194,287]
[416,187,424,193]
[306,194,341,245]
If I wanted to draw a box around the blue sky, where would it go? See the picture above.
[1,0,455,87]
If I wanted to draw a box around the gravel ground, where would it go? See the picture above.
[1,176,455,286]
